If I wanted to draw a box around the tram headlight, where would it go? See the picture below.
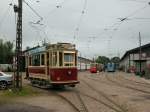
[68,71,72,75]
[57,77,60,81]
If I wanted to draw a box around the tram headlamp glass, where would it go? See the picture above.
[68,71,72,75]
[57,77,60,80]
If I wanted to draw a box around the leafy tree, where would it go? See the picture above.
[96,56,110,64]
[0,39,14,64]
[111,57,120,64]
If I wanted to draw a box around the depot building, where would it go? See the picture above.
[120,43,150,78]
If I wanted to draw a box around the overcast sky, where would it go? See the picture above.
[0,0,150,59]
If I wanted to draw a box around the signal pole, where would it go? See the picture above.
[13,0,22,89]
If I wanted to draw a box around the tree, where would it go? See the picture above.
[111,57,120,64]
[0,39,14,64]
[96,56,110,64]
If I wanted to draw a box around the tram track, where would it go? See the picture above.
[80,79,128,112]
[53,88,128,112]
[55,90,88,112]
[105,74,150,95]
[87,72,150,89]
[78,92,125,112]
[31,84,89,112]
[54,91,89,112]
[31,80,128,112]
[119,75,150,88]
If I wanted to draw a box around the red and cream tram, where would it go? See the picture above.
[25,43,79,87]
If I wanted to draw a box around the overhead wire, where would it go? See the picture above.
[112,4,149,32]
[25,0,70,44]
[91,0,149,57]
[109,2,148,31]
[28,22,43,43]
[28,21,49,45]
[103,3,148,37]
[23,0,48,45]
[23,0,87,45]
[46,0,69,18]
[120,17,150,21]
[103,2,149,57]
[42,0,70,36]
[28,20,49,45]
[73,0,88,41]
[126,5,148,18]
[23,0,43,20]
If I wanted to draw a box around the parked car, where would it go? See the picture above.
[0,72,12,89]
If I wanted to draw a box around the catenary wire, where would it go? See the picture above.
[23,0,43,20]
[73,0,88,41]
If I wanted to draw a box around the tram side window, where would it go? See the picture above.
[52,52,57,66]
[49,52,52,66]
[41,54,45,65]
[59,52,63,66]
[32,54,40,66]
[75,53,77,66]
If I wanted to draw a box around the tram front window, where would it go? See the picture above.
[64,53,74,66]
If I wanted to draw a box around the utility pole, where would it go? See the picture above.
[139,32,142,73]
[80,52,81,71]
[13,0,22,89]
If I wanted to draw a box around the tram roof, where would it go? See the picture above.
[46,43,76,50]
[24,43,76,55]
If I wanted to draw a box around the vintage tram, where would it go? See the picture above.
[25,43,79,87]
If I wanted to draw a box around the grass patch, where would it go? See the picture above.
[0,85,42,105]
[2,86,40,97]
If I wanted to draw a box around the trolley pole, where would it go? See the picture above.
[13,0,22,89]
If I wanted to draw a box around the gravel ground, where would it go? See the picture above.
[0,71,150,112]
